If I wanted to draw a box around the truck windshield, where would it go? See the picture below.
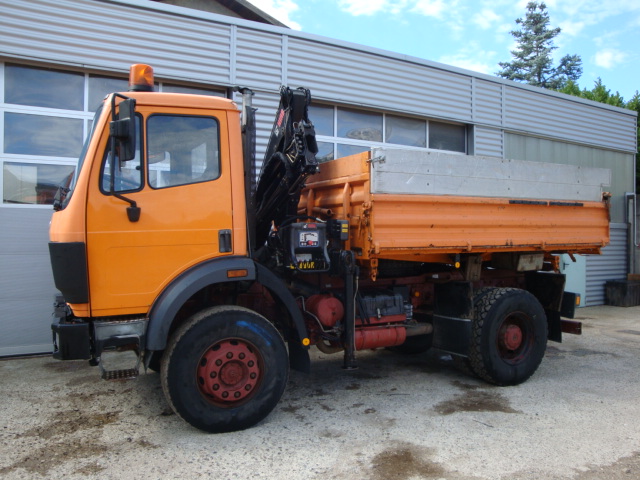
[56,104,104,210]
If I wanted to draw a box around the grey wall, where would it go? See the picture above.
[0,209,54,355]
[0,0,636,159]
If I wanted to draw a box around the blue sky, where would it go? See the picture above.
[248,0,640,102]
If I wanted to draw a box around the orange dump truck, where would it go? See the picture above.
[48,64,610,433]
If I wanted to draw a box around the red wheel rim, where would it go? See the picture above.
[496,313,532,364]
[197,339,262,407]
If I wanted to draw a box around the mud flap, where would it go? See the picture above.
[431,314,472,357]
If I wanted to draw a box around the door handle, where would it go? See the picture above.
[219,230,232,253]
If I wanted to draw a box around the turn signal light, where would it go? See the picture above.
[129,64,154,92]
[226,269,248,279]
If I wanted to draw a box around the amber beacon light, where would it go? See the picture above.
[129,64,154,92]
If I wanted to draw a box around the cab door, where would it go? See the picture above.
[86,106,234,316]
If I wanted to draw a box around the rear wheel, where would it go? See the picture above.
[468,288,547,386]
[161,306,289,433]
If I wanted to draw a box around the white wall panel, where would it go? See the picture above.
[505,86,636,153]
[0,0,232,84]
[0,208,54,356]
[586,224,628,306]
[236,27,283,90]
[474,127,503,157]
[286,38,473,122]
[474,80,503,125]
[0,0,635,153]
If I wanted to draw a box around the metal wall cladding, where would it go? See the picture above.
[504,87,637,153]
[235,27,283,90]
[586,224,628,306]
[238,90,281,171]
[286,37,473,121]
[0,208,55,356]
[474,127,503,157]
[0,0,232,84]
[1,0,636,154]
[473,79,503,125]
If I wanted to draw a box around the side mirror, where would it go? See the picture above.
[109,98,137,162]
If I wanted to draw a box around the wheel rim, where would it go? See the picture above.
[496,312,533,364]
[197,339,263,407]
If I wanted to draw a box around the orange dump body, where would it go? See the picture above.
[300,151,610,276]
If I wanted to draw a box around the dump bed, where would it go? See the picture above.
[300,148,610,276]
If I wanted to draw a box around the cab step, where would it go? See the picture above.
[101,368,139,380]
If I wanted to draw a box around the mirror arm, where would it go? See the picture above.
[109,96,141,223]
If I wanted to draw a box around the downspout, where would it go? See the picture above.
[626,192,639,274]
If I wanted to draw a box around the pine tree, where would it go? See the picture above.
[497,1,582,89]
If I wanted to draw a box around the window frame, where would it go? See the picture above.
[98,113,145,196]
[0,61,227,208]
[146,113,222,190]
[310,103,467,162]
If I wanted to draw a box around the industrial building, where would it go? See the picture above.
[0,0,636,356]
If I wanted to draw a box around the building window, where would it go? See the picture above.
[429,121,466,152]
[88,76,129,111]
[337,108,383,142]
[310,103,466,162]
[386,115,427,148]
[1,61,226,207]
[4,113,84,157]
[5,64,84,110]
[3,162,74,205]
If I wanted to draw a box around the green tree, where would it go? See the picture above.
[497,1,582,89]
[625,92,640,192]
[558,78,625,107]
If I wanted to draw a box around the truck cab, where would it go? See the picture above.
[50,78,246,319]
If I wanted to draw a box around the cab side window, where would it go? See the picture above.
[147,115,220,189]
[100,115,143,193]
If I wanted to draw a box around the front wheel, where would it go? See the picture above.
[468,288,547,386]
[161,306,289,433]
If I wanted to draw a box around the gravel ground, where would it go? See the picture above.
[1,305,639,480]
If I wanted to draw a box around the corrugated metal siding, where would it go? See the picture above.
[473,79,503,125]
[0,0,636,153]
[586,224,628,306]
[286,37,473,121]
[474,127,503,157]
[505,87,636,153]
[0,208,55,356]
[0,0,233,84]
[246,91,280,170]
[235,27,283,90]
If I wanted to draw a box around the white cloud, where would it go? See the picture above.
[246,0,302,29]
[593,48,628,69]
[558,20,585,37]
[337,0,405,16]
[411,0,449,18]
[337,0,464,19]
[472,8,503,30]
[438,43,498,75]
